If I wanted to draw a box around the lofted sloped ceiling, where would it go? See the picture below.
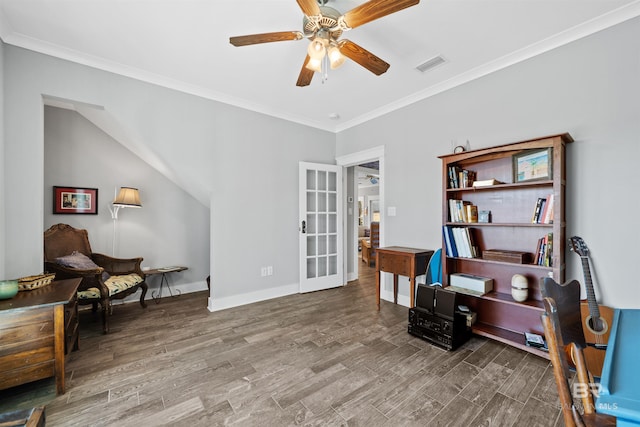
[2,0,640,133]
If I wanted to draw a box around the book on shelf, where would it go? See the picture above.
[534,233,553,266]
[443,226,479,259]
[442,226,458,258]
[448,199,476,223]
[465,204,478,223]
[541,194,554,224]
[448,166,476,189]
[472,178,503,188]
[531,197,546,223]
[531,195,554,224]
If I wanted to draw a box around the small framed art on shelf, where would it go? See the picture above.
[513,148,552,183]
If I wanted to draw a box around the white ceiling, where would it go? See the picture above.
[1,0,639,132]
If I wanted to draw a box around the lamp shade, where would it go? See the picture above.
[113,187,142,208]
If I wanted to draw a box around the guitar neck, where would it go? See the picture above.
[581,255,601,319]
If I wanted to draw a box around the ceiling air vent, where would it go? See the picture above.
[416,55,446,73]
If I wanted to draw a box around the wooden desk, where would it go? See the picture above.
[375,247,434,310]
[596,308,640,426]
[0,278,81,395]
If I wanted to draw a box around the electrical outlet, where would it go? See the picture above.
[267,266,273,276]
[261,267,267,277]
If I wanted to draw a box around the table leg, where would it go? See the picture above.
[410,276,415,308]
[152,273,182,304]
[393,274,398,304]
[53,305,65,395]
[376,268,381,310]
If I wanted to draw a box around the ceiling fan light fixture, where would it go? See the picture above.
[306,56,322,72]
[328,45,345,69]
[307,37,326,59]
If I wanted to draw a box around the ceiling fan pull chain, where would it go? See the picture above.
[322,54,329,84]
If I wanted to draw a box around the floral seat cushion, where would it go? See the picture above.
[77,273,143,300]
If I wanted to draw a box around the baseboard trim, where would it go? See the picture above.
[207,283,299,312]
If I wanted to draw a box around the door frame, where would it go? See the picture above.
[336,146,385,283]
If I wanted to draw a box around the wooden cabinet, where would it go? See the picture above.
[0,278,81,394]
[439,134,573,357]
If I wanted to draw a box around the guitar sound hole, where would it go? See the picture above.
[586,315,608,335]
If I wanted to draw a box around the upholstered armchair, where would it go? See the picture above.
[44,223,148,333]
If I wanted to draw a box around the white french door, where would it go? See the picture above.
[299,162,343,293]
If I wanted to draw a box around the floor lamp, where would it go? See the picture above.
[108,187,142,256]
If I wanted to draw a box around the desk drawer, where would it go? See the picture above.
[378,253,411,276]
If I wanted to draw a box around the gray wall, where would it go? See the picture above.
[337,17,640,309]
[2,45,336,310]
[44,106,209,295]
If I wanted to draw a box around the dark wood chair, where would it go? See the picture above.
[44,223,148,333]
[542,297,616,427]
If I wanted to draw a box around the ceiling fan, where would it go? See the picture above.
[229,0,420,86]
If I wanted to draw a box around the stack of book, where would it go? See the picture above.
[531,194,554,224]
[534,233,553,266]
[447,166,476,189]
[443,226,479,258]
[448,199,478,223]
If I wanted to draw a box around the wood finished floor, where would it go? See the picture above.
[1,262,564,426]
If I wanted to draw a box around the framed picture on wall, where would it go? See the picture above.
[513,148,552,183]
[53,186,98,214]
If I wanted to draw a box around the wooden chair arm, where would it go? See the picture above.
[92,253,144,277]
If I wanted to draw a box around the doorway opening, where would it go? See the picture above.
[336,146,384,284]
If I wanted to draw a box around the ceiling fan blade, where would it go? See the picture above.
[297,55,314,87]
[342,0,419,29]
[338,40,390,75]
[230,31,303,47]
[296,0,321,17]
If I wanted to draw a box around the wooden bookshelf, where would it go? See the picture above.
[439,133,573,358]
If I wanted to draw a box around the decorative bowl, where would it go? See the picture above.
[0,280,19,300]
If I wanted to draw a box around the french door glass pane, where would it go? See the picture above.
[306,214,316,234]
[328,171,337,191]
[318,214,327,234]
[329,255,337,275]
[318,192,327,212]
[328,192,336,213]
[328,213,337,234]
[306,191,316,212]
[306,170,316,190]
[306,236,316,256]
[328,235,337,254]
[318,256,327,277]
[307,258,316,279]
[318,171,327,191]
[318,236,327,255]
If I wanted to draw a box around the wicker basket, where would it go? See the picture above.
[17,273,56,291]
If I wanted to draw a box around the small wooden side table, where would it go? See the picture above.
[145,266,188,304]
[375,247,434,310]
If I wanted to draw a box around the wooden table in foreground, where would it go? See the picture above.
[375,247,434,310]
[0,278,81,395]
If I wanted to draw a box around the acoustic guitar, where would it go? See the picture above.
[568,236,614,377]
